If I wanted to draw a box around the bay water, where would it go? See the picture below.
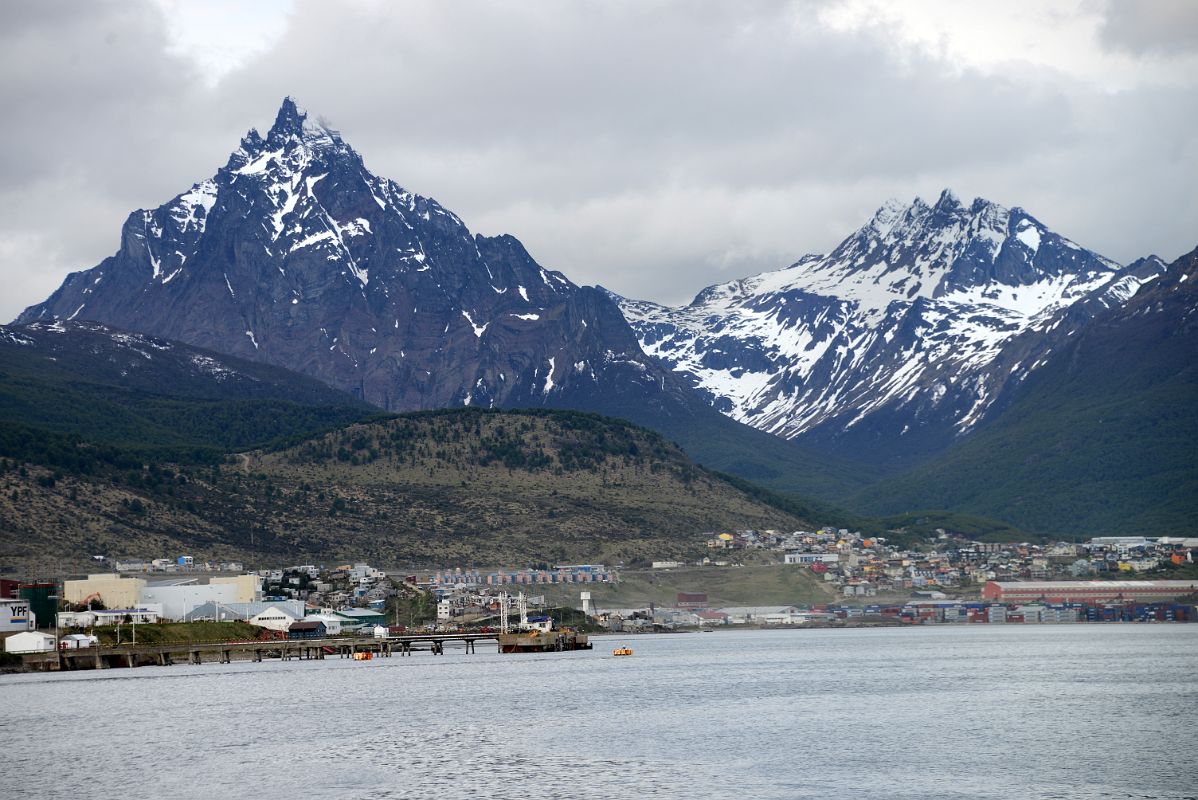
[2,625,1196,799]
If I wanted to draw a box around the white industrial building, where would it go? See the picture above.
[140,578,262,621]
[305,613,343,635]
[183,600,306,622]
[56,610,96,628]
[56,607,161,628]
[783,553,840,565]
[718,606,802,624]
[59,633,98,649]
[249,605,303,632]
[4,631,56,653]
[90,607,162,626]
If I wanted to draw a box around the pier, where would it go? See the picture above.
[19,632,502,671]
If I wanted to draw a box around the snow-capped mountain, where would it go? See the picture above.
[17,98,684,416]
[617,190,1165,462]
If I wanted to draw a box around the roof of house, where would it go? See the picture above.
[989,580,1198,590]
[250,605,301,618]
[289,620,325,631]
[334,608,385,618]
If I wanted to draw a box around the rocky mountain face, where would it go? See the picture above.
[18,99,679,416]
[617,191,1167,464]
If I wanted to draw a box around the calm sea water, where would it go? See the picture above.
[2,625,1196,799]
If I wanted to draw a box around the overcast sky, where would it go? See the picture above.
[2,1,1196,321]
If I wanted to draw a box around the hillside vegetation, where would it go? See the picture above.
[851,254,1198,538]
[0,409,813,571]
[0,322,376,468]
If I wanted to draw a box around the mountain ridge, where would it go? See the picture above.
[617,190,1165,467]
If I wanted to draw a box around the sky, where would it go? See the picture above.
[1,0,1196,322]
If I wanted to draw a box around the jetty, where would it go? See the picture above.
[18,631,502,671]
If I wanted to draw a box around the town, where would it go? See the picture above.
[2,527,1196,665]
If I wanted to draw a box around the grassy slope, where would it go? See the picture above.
[92,621,263,646]
[537,563,836,609]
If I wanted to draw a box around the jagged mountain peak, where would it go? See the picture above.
[224,97,357,176]
[932,187,962,211]
[17,97,699,433]
[265,96,342,147]
[724,191,1123,316]
[270,96,308,135]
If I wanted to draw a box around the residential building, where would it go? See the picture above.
[287,620,326,639]
[784,553,841,565]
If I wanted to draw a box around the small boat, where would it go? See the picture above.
[612,646,633,657]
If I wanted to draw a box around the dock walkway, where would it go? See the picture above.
[21,632,501,671]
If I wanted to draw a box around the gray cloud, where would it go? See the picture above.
[1097,0,1198,56]
[2,0,1196,321]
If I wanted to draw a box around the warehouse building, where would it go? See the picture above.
[183,600,305,623]
[140,580,239,621]
[983,580,1198,604]
[249,605,303,632]
[64,574,146,609]
[4,631,56,653]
